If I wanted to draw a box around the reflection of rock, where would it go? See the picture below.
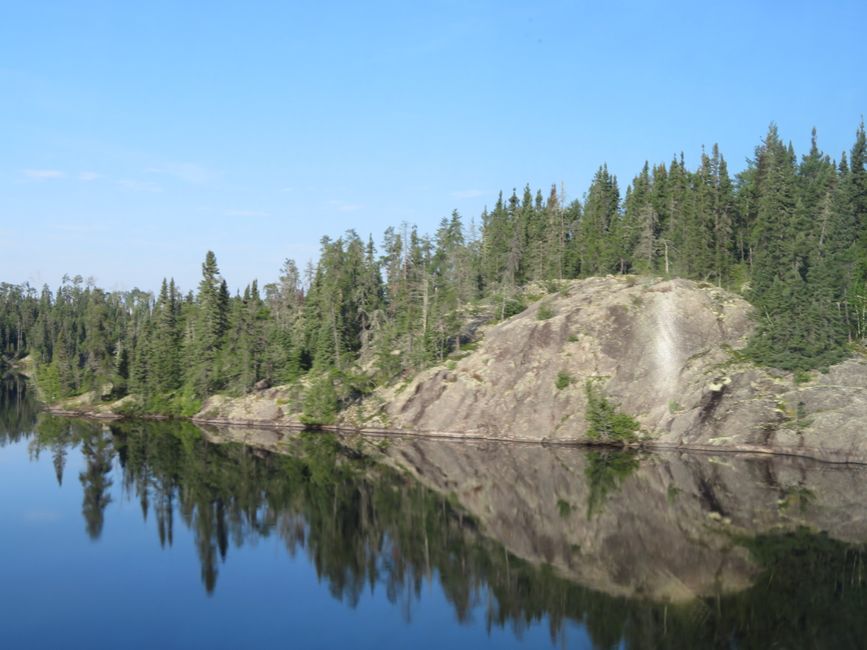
[197,422,292,453]
[196,423,867,603]
[373,437,867,602]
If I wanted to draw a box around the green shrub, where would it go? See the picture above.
[301,373,339,426]
[491,295,527,322]
[502,297,527,319]
[584,380,639,442]
[35,363,62,402]
[119,387,202,418]
[113,398,144,417]
[537,303,555,320]
[555,371,573,390]
[544,279,563,294]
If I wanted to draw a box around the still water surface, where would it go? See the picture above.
[2,374,867,649]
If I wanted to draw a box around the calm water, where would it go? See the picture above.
[2,374,867,649]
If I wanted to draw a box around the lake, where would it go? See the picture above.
[2,373,867,649]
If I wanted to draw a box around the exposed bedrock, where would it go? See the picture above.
[360,276,867,462]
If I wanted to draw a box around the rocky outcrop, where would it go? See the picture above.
[55,276,867,462]
[194,383,305,427]
[359,276,749,440]
[348,276,867,463]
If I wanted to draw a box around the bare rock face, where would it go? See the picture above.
[366,276,867,462]
[195,384,304,426]
[191,276,867,462]
[377,276,750,441]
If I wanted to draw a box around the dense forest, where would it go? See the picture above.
[1,123,866,418]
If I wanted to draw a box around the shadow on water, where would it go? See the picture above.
[4,378,867,648]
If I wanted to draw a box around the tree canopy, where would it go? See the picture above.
[2,122,865,410]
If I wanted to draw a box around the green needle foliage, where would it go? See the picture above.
[555,371,573,390]
[584,380,639,442]
[1,122,865,412]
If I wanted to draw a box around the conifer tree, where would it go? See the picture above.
[7,120,867,404]
[577,165,620,276]
[151,279,181,394]
[188,251,229,396]
[748,125,847,369]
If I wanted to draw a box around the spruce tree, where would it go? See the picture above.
[188,251,229,396]
[151,278,181,394]
[748,125,847,369]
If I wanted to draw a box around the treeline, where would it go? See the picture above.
[1,123,865,413]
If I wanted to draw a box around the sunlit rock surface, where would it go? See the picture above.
[359,276,867,462]
[188,276,867,461]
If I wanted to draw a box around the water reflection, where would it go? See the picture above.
[4,377,867,648]
[0,373,39,443]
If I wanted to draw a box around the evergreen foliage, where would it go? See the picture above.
[2,123,865,411]
[584,380,639,442]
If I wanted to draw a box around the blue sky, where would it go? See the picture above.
[2,0,865,292]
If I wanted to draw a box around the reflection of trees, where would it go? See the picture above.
[27,414,73,485]
[584,450,640,518]
[0,374,39,444]
[18,412,867,649]
[79,429,114,540]
[29,414,117,539]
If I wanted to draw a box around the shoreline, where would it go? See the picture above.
[43,404,867,467]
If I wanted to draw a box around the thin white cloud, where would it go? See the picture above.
[78,171,102,181]
[147,162,214,184]
[326,200,363,213]
[450,189,486,199]
[225,209,270,218]
[23,169,65,180]
[117,179,162,193]
[278,186,295,193]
